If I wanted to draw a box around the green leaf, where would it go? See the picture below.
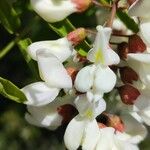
[116,9,139,33]
[0,0,21,34]
[0,77,26,103]
[17,39,39,80]
[49,19,91,56]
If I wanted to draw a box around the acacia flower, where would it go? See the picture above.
[30,0,92,22]
[75,25,120,98]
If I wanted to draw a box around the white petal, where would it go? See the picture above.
[87,25,120,65]
[26,103,63,130]
[74,65,95,93]
[82,119,100,150]
[64,115,86,150]
[94,65,117,93]
[135,93,150,125]
[96,127,115,150]
[37,50,72,89]
[127,53,150,87]
[128,0,150,19]
[31,0,76,22]
[22,82,59,106]
[140,22,150,47]
[27,37,73,62]
[121,113,147,143]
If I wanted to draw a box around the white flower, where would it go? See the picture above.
[30,0,77,22]
[96,127,139,150]
[128,0,150,46]
[75,26,119,96]
[64,94,106,150]
[25,95,75,130]
[22,38,73,106]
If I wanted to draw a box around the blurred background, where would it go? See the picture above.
[0,0,150,149]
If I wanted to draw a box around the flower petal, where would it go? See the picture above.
[74,65,95,93]
[28,37,73,62]
[121,113,147,143]
[87,25,120,65]
[22,82,59,106]
[82,119,100,150]
[64,115,86,150]
[31,0,76,22]
[37,50,72,89]
[94,65,117,93]
[140,21,150,47]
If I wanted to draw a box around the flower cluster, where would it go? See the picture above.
[21,0,150,150]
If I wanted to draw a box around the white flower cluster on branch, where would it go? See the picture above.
[21,0,150,149]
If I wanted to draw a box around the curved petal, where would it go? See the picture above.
[74,65,95,93]
[27,37,73,62]
[22,82,59,106]
[87,25,120,65]
[94,65,117,93]
[37,50,72,89]
[64,115,86,150]
[82,119,100,150]
[128,0,150,19]
[26,104,62,130]
[140,22,150,47]
[121,113,147,144]
[31,0,76,22]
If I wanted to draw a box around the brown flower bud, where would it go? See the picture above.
[117,42,129,60]
[129,34,146,53]
[72,0,92,12]
[66,67,78,83]
[118,84,140,105]
[67,28,87,46]
[105,114,125,133]
[119,67,138,84]
[57,104,78,124]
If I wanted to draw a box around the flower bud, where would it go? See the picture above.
[119,67,138,84]
[129,34,146,53]
[66,67,78,83]
[67,28,87,46]
[72,0,92,12]
[57,104,78,124]
[118,42,129,60]
[105,114,125,133]
[118,84,140,105]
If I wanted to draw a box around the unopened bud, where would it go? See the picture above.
[105,114,125,133]
[67,28,87,46]
[66,67,78,83]
[119,67,138,84]
[129,34,146,53]
[72,0,92,12]
[57,104,78,124]
[118,84,140,105]
[118,42,129,60]
[98,123,107,129]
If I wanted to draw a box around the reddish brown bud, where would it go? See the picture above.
[57,104,78,124]
[106,114,125,133]
[118,42,129,60]
[119,67,138,84]
[66,67,78,83]
[129,34,146,53]
[118,84,140,105]
[76,53,88,63]
[67,28,86,46]
[72,0,92,12]
[98,123,107,129]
